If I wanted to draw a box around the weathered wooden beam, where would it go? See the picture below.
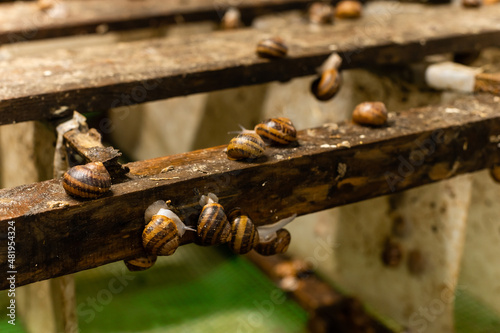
[0,0,311,44]
[1,2,500,125]
[1,94,500,289]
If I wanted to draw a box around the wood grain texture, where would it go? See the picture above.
[0,0,311,44]
[2,2,500,125]
[1,94,500,289]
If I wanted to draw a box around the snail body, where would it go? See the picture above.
[311,69,342,101]
[196,193,232,246]
[254,214,297,256]
[352,101,388,126]
[142,201,195,256]
[228,208,259,254]
[254,117,297,145]
[124,254,157,272]
[335,0,362,19]
[256,37,288,59]
[227,131,266,160]
[62,161,111,199]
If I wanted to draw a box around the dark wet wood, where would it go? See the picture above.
[0,0,311,44]
[2,2,500,125]
[1,94,500,289]
[246,252,394,333]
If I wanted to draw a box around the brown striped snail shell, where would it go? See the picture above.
[311,68,342,101]
[196,193,232,246]
[254,117,297,145]
[335,0,362,19]
[352,101,388,126]
[308,2,334,24]
[254,214,297,256]
[227,131,266,160]
[256,37,288,59]
[255,229,292,256]
[124,254,157,272]
[62,161,111,199]
[142,201,195,256]
[228,208,259,254]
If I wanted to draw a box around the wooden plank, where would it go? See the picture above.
[0,0,311,44]
[0,94,500,289]
[2,2,500,125]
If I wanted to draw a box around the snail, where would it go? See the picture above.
[227,131,266,160]
[142,200,195,256]
[256,37,288,59]
[311,52,343,102]
[335,0,362,19]
[124,254,157,272]
[196,193,232,246]
[308,2,334,24]
[221,7,242,30]
[254,117,297,146]
[352,101,388,126]
[254,214,297,256]
[62,161,111,199]
[227,208,259,254]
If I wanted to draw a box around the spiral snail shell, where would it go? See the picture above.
[254,214,297,256]
[62,161,111,199]
[227,131,266,160]
[196,193,232,246]
[254,117,297,145]
[228,208,259,254]
[352,101,388,126]
[124,254,157,272]
[335,0,362,19]
[256,37,288,59]
[311,69,342,102]
[142,200,195,256]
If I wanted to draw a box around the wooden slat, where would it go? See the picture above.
[0,0,311,44]
[2,2,500,125]
[0,94,499,289]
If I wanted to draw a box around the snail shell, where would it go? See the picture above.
[227,132,266,160]
[311,69,342,101]
[308,2,334,24]
[352,101,388,126]
[254,117,297,145]
[142,207,194,256]
[196,194,232,246]
[256,37,288,59]
[62,161,111,199]
[335,0,362,19]
[254,228,291,256]
[228,209,259,254]
[124,254,157,272]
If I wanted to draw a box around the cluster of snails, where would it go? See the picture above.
[62,161,112,199]
[125,193,297,271]
[226,117,297,161]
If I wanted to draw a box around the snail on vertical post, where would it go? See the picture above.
[311,52,343,101]
[142,200,195,256]
[254,214,297,256]
[196,193,232,246]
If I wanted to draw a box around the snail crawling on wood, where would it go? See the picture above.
[142,200,195,256]
[311,53,343,102]
[254,214,297,256]
[335,0,363,19]
[256,37,288,59]
[352,101,388,126]
[196,193,232,246]
[254,117,297,146]
[227,131,266,160]
[62,161,111,199]
[124,254,157,272]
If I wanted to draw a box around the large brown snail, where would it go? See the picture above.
[62,161,112,199]
[142,200,195,256]
[227,130,266,161]
[196,193,232,246]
